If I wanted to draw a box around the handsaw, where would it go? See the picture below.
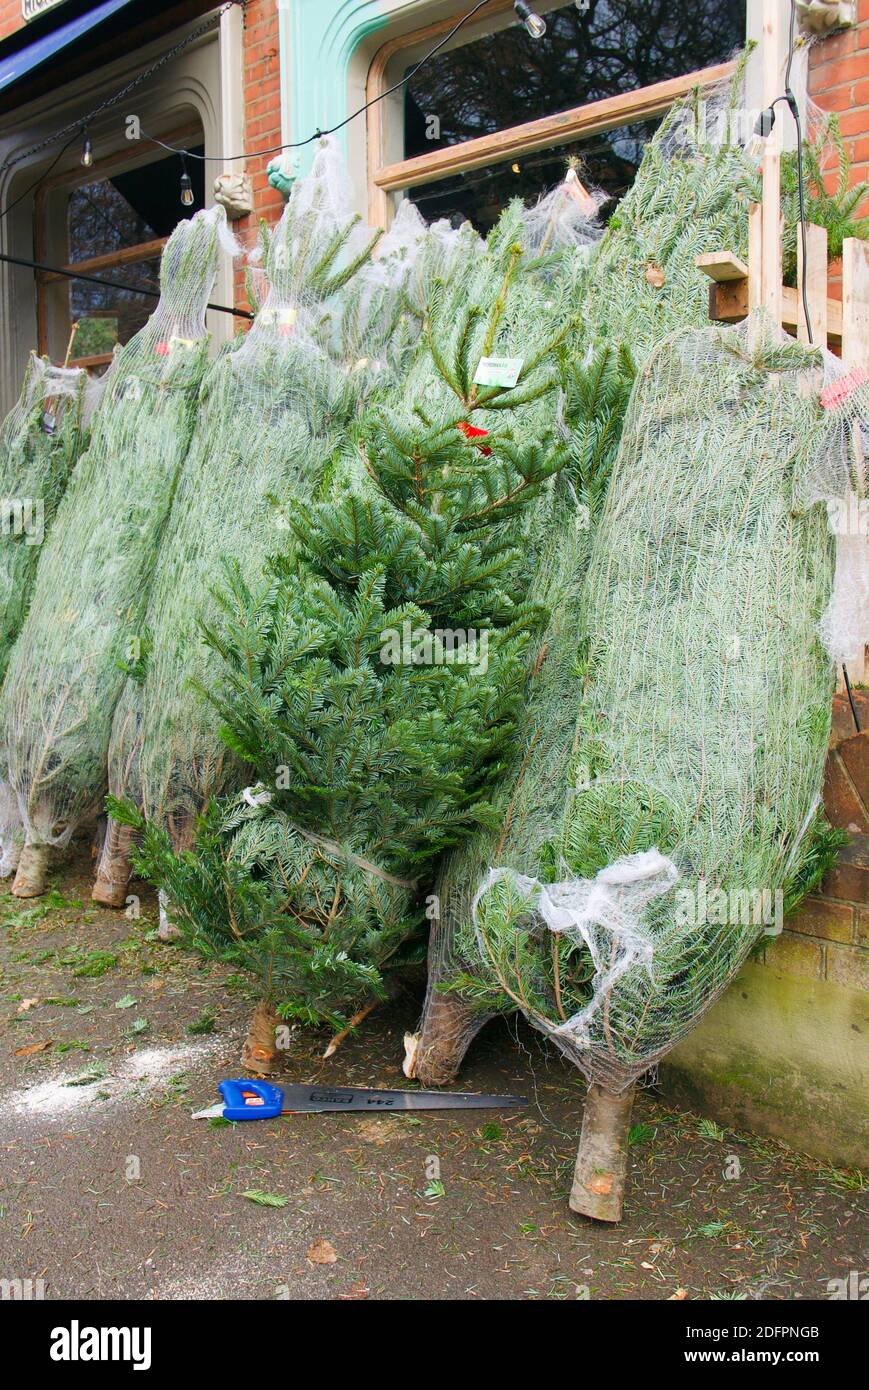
[193,1078,527,1121]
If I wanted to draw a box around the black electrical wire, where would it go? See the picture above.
[784,0,814,348]
[843,663,862,733]
[138,0,495,164]
[0,2,244,183]
[0,249,253,319]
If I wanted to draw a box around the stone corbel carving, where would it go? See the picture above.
[796,0,856,34]
[213,172,254,220]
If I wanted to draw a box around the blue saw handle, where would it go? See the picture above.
[218,1078,284,1120]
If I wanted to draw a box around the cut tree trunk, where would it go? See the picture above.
[411,987,490,1087]
[92,816,136,908]
[241,999,284,1076]
[569,1082,636,1222]
[11,841,50,897]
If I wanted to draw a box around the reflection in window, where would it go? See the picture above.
[405,118,660,233]
[403,0,745,158]
[400,0,745,230]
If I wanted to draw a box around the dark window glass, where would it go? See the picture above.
[407,117,659,232]
[404,0,745,156]
[402,0,744,229]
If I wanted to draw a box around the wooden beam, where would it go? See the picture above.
[842,237,869,371]
[759,0,782,326]
[748,202,763,313]
[705,277,843,345]
[372,61,737,193]
[37,238,168,286]
[695,251,749,282]
[839,238,869,684]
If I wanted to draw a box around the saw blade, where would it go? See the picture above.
[276,1084,527,1113]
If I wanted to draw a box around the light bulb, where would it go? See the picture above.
[80,135,93,168]
[514,0,546,37]
[180,171,195,208]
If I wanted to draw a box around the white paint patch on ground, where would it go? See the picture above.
[5,1036,227,1121]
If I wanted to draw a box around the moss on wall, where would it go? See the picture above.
[661,959,869,1169]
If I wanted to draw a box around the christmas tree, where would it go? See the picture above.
[93,142,403,911]
[114,203,572,1071]
[0,356,92,878]
[2,208,228,897]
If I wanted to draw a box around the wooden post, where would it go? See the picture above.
[748,202,764,314]
[797,223,829,347]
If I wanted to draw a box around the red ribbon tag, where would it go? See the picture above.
[458,420,492,455]
[821,366,867,410]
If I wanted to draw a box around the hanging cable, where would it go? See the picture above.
[0,250,253,320]
[131,0,496,164]
[0,2,244,221]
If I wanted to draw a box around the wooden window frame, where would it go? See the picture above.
[34,121,201,369]
[365,0,737,227]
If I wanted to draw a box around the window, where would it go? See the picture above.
[35,129,205,370]
[367,0,746,230]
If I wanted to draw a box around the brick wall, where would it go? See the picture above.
[234,0,284,308]
[809,6,869,292]
[762,691,869,993]
[0,0,23,43]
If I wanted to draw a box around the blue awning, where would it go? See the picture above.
[0,0,135,96]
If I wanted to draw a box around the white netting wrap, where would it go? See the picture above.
[94,146,401,903]
[0,355,88,681]
[410,86,762,1086]
[0,353,92,878]
[521,166,605,259]
[1,207,229,878]
[427,311,869,1095]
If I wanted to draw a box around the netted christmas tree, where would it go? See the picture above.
[418,310,867,1219]
[93,142,405,911]
[409,83,760,1088]
[0,356,97,877]
[114,202,574,1071]
[2,207,231,897]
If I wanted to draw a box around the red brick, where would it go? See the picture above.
[816,54,869,87]
[811,28,857,67]
[823,749,869,831]
[821,835,869,905]
[788,895,855,941]
[838,730,869,805]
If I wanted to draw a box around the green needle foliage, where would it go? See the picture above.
[444,314,865,1094]
[411,71,861,1086]
[96,146,402,903]
[115,204,574,1043]
[0,356,94,877]
[2,209,227,868]
[0,356,91,682]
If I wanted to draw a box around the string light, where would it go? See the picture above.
[80,133,93,168]
[514,0,547,38]
[179,156,194,208]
